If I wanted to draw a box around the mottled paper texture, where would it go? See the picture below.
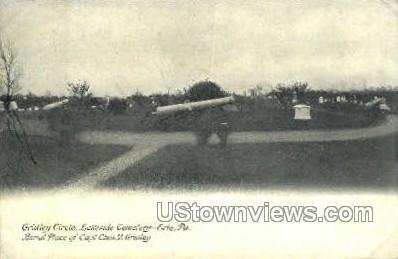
[1,0,398,258]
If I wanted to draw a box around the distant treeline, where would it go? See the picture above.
[1,85,397,112]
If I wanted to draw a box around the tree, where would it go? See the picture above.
[45,80,92,144]
[185,80,226,102]
[66,80,92,107]
[0,36,21,110]
[183,81,229,146]
[0,35,36,164]
[67,80,90,98]
[67,80,91,98]
[270,81,309,106]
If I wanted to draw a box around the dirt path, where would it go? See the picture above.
[77,115,398,146]
[64,132,195,190]
[230,114,398,143]
[65,115,398,190]
[66,144,161,189]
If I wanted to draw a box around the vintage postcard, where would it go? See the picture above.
[1,0,398,258]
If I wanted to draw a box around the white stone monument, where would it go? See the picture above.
[379,103,391,111]
[292,90,298,104]
[9,101,18,111]
[293,104,311,120]
[0,101,18,111]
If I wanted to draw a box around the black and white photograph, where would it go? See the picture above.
[1,1,397,258]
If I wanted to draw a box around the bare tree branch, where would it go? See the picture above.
[0,35,20,100]
[0,33,36,164]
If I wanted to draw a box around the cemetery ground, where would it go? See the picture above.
[0,130,130,190]
[102,134,398,191]
[0,112,397,191]
[82,102,385,132]
[14,99,387,134]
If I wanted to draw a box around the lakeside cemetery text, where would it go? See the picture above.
[21,223,190,243]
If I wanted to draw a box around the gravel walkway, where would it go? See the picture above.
[64,115,398,190]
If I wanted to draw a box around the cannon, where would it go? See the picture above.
[152,96,235,115]
[152,96,237,146]
[42,99,69,110]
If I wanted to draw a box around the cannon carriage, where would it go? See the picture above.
[152,96,237,146]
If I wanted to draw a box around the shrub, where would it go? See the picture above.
[108,98,127,115]
[185,80,227,102]
[46,107,82,144]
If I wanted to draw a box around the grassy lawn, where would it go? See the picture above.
[17,101,383,133]
[0,131,130,190]
[103,134,398,191]
[97,105,383,132]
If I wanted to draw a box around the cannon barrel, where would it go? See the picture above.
[42,99,69,110]
[153,96,235,115]
[364,97,385,108]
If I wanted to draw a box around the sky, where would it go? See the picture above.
[1,0,397,96]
